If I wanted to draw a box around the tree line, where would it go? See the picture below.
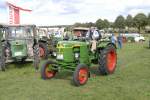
[73,13,150,33]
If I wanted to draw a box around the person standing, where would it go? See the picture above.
[86,27,101,52]
[117,33,123,49]
[111,33,117,45]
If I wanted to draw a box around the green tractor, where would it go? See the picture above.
[40,29,117,86]
[0,24,39,71]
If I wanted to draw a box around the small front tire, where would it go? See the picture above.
[73,64,89,86]
[41,60,57,79]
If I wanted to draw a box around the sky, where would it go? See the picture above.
[0,0,150,25]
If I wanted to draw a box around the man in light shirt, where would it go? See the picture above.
[86,27,101,52]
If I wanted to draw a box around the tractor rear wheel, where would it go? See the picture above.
[33,44,40,70]
[41,60,57,79]
[98,44,117,75]
[0,45,6,71]
[0,57,5,71]
[39,42,48,59]
[149,40,150,48]
[73,64,89,86]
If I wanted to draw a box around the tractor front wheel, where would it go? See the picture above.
[73,64,89,86]
[99,44,117,75]
[41,60,57,79]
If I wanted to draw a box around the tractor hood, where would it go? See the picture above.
[10,40,26,45]
[57,41,88,48]
[56,41,89,63]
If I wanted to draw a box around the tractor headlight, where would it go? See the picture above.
[53,52,57,57]
[74,53,80,60]
[57,54,64,60]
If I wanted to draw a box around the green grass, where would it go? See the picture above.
[0,41,150,100]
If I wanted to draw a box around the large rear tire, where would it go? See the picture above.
[0,57,5,71]
[73,64,89,86]
[41,60,57,79]
[149,40,150,48]
[98,44,117,75]
[0,45,6,71]
[39,42,48,59]
[33,44,40,70]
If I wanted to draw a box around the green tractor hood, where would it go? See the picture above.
[56,41,89,64]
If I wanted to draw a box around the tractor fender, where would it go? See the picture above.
[97,42,116,50]
[38,40,47,44]
[106,43,117,49]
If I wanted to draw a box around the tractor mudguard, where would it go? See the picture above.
[39,40,47,44]
[106,43,117,49]
[97,42,116,49]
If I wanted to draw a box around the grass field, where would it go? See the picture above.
[0,41,150,100]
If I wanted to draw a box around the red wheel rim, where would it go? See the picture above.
[45,64,55,78]
[107,50,116,72]
[39,47,45,57]
[78,68,88,84]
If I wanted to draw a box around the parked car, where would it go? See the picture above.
[134,35,145,42]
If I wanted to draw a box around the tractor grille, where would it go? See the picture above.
[11,44,27,57]
[13,45,24,51]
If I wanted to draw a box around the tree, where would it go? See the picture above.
[73,22,83,27]
[133,13,148,33]
[96,19,110,29]
[73,22,95,28]
[103,19,110,28]
[148,13,150,26]
[109,22,114,28]
[84,22,95,27]
[64,26,71,32]
[96,19,103,29]
[126,14,134,28]
[114,15,125,29]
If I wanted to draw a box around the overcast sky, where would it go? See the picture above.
[0,0,150,25]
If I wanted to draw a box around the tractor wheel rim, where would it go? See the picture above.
[45,64,55,78]
[107,50,116,72]
[39,47,45,57]
[78,68,88,84]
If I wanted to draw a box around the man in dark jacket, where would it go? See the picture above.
[117,33,123,49]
